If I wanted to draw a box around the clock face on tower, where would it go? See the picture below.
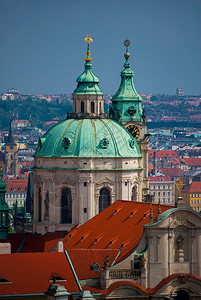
[126,125,140,139]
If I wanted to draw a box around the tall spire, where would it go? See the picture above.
[73,34,103,95]
[110,40,143,123]
[7,121,16,145]
[112,39,140,101]
[0,162,9,239]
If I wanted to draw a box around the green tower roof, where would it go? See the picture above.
[73,34,103,95]
[34,118,141,158]
[112,46,141,102]
[110,40,144,123]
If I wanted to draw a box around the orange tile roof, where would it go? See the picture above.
[67,249,119,280]
[0,252,80,295]
[20,231,67,253]
[149,150,177,158]
[1,232,67,253]
[148,165,153,172]
[182,182,201,193]
[0,233,29,253]
[149,176,171,181]
[159,168,186,177]
[183,157,201,167]
[148,150,186,166]
[5,179,28,193]
[62,201,172,265]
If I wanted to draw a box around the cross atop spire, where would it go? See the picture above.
[84,34,93,62]
[176,179,185,198]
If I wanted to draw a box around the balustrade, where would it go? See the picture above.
[108,269,141,279]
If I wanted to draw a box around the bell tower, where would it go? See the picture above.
[110,40,150,201]
[5,122,19,177]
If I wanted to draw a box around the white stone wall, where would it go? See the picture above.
[149,180,175,205]
[33,156,142,234]
[144,209,201,288]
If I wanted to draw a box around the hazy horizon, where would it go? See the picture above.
[0,0,201,95]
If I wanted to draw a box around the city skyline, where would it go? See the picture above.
[0,0,201,95]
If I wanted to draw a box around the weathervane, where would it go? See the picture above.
[84,34,93,62]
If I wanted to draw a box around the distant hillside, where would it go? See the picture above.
[0,97,72,130]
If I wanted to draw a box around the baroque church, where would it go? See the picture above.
[33,36,149,234]
[0,36,201,300]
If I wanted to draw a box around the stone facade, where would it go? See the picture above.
[99,208,201,299]
[33,156,143,234]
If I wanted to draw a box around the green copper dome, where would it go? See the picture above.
[73,61,103,95]
[35,118,141,158]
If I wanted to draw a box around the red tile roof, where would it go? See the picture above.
[61,201,172,265]
[183,157,201,167]
[149,150,180,158]
[182,182,201,193]
[159,168,186,177]
[0,233,29,253]
[12,120,29,124]
[4,179,28,193]
[21,232,68,253]
[149,176,171,181]
[0,252,80,295]
[67,249,119,280]
[0,232,67,253]
[149,150,186,166]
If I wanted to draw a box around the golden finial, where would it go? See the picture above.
[176,179,185,198]
[124,39,130,59]
[85,34,93,44]
[84,34,93,62]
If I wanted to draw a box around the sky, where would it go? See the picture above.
[0,0,200,95]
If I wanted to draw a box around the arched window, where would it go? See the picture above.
[1,213,5,226]
[44,191,49,221]
[131,186,137,201]
[91,101,95,113]
[38,187,42,222]
[99,188,110,213]
[175,290,189,300]
[61,188,72,223]
[81,101,85,113]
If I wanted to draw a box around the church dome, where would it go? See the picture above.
[34,118,141,158]
[73,61,103,95]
